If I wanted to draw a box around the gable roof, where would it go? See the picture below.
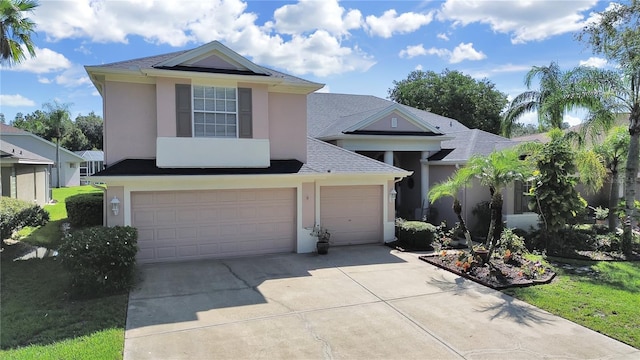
[74,150,104,162]
[0,139,53,164]
[0,124,84,162]
[428,129,519,163]
[85,41,323,94]
[341,103,443,135]
[307,93,468,138]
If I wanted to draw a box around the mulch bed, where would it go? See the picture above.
[419,251,556,290]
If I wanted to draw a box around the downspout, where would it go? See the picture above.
[91,182,108,227]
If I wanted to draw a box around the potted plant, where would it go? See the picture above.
[473,244,490,263]
[594,206,609,225]
[311,225,331,255]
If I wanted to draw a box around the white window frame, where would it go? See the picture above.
[191,85,238,138]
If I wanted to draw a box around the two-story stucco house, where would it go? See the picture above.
[86,41,410,264]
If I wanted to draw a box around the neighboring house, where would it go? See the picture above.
[307,93,523,232]
[75,150,104,184]
[0,124,83,188]
[85,41,410,263]
[0,139,53,205]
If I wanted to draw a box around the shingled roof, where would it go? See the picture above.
[307,93,468,138]
[429,129,518,163]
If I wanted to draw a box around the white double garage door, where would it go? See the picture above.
[133,186,383,263]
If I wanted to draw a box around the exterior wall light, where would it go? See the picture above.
[389,189,397,202]
[110,196,120,216]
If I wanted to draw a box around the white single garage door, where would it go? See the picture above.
[132,188,296,263]
[320,185,383,246]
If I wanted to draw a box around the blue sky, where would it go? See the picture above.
[0,0,615,126]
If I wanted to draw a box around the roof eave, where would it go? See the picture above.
[317,134,455,141]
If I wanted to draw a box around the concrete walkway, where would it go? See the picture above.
[124,245,639,359]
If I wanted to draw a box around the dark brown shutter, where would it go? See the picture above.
[514,180,523,214]
[238,88,252,138]
[175,84,192,137]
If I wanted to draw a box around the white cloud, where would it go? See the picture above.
[579,56,607,68]
[270,0,362,36]
[415,64,423,71]
[449,42,486,63]
[3,47,71,74]
[564,113,582,126]
[0,94,36,107]
[54,65,91,87]
[399,42,485,64]
[438,0,599,44]
[316,85,331,93]
[365,9,433,38]
[399,44,428,59]
[33,0,374,78]
[37,76,51,84]
[437,33,449,41]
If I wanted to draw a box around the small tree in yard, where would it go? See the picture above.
[526,129,605,250]
[595,126,630,230]
[429,148,530,259]
[428,175,473,251]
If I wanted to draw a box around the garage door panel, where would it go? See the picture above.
[320,186,382,246]
[132,189,296,263]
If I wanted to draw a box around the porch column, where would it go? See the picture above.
[421,151,430,218]
[384,151,394,166]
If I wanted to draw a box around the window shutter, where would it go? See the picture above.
[238,88,252,138]
[514,180,523,214]
[175,84,192,137]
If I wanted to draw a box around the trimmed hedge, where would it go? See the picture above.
[59,226,138,296]
[0,197,49,241]
[396,220,437,249]
[66,193,103,227]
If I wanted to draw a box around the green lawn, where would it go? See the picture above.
[1,186,127,359]
[17,186,101,248]
[503,258,640,349]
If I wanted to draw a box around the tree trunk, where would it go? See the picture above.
[453,199,473,251]
[623,104,640,254]
[608,169,619,230]
[486,191,503,259]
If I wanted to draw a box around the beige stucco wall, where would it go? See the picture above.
[361,111,423,132]
[104,81,157,165]
[301,182,315,228]
[156,77,190,137]
[238,83,269,139]
[268,93,307,162]
[15,166,35,203]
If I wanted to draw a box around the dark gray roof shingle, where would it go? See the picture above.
[307,93,468,138]
[429,129,519,162]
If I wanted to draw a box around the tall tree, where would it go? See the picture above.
[388,69,508,134]
[43,101,71,188]
[75,111,103,150]
[579,0,640,254]
[0,0,38,65]
[502,62,611,138]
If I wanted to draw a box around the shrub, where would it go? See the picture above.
[58,226,138,296]
[0,197,49,241]
[396,220,437,249]
[498,228,528,254]
[66,193,103,227]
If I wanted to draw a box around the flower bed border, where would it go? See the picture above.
[419,254,556,290]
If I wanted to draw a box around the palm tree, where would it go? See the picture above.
[428,175,474,251]
[595,126,630,230]
[501,62,612,138]
[43,101,71,188]
[0,0,38,65]
[430,148,531,259]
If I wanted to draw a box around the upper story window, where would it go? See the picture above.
[193,86,237,138]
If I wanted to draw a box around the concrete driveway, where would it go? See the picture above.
[124,245,639,359]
